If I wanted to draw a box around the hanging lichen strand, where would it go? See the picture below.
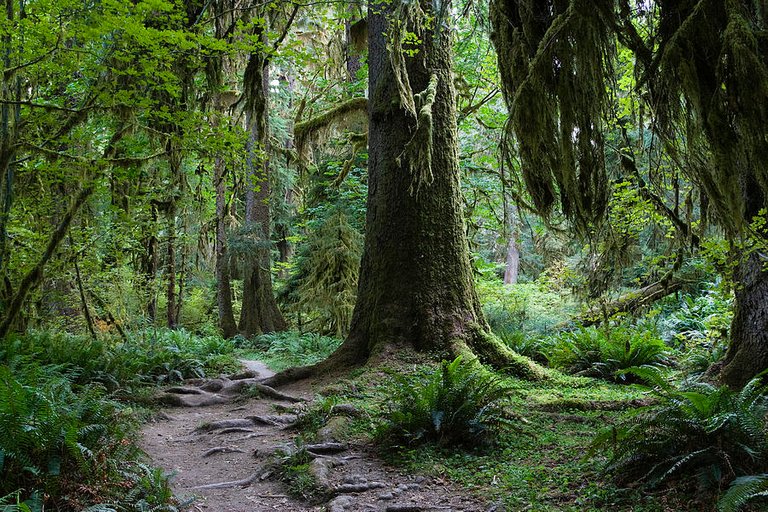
[490,0,615,234]
[384,0,438,196]
[650,0,768,231]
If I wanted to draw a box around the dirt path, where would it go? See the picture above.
[141,362,492,512]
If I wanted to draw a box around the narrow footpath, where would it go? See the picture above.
[141,361,493,512]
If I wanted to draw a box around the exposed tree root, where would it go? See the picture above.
[202,446,246,457]
[156,369,304,407]
[192,470,266,490]
[535,398,655,412]
[334,482,387,493]
[305,442,348,455]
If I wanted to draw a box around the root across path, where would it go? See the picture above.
[141,361,492,512]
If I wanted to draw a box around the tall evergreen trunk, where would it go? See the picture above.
[238,49,286,336]
[721,251,768,388]
[0,0,20,308]
[270,0,541,381]
[340,0,485,359]
[144,202,159,322]
[214,153,237,338]
[165,147,182,329]
[720,182,768,388]
[264,0,548,387]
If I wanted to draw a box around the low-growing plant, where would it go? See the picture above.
[377,356,514,448]
[548,324,671,382]
[592,367,768,494]
[659,287,733,348]
[1,329,238,391]
[719,473,768,512]
[494,327,551,364]
[272,445,325,502]
[238,331,342,372]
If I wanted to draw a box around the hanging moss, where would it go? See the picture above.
[491,0,615,235]
[295,208,364,338]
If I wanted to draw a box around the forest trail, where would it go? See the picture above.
[141,361,491,512]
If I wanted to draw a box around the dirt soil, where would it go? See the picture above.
[141,361,494,512]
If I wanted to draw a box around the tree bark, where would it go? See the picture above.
[264,0,548,388]
[238,47,286,337]
[214,153,238,338]
[720,252,768,388]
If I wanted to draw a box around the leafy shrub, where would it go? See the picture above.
[659,288,733,347]
[377,357,514,448]
[238,331,342,372]
[1,329,238,391]
[592,367,768,493]
[477,279,574,336]
[548,324,671,382]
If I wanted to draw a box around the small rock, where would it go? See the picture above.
[328,495,354,512]
[378,492,395,501]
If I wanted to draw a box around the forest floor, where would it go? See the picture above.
[141,360,491,512]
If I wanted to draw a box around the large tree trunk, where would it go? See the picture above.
[720,252,768,388]
[264,0,546,386]
[238,50,286,337]
[343,0,485,358]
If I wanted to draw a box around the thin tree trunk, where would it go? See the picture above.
[215,154,237,338]
[71,234,96,339]
[503,203,520,285]
[0,184,94,339]
[145,203,159,322]
[175,215,188,324]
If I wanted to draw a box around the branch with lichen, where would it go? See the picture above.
[293,97,368,164]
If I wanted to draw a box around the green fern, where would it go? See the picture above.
[378,356,515,448]
[719,474,768,512]
[549,325,671,382]
[592,367,768,493]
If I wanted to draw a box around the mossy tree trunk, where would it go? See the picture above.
[238,47,287,337]
[341,0,486,359]
[266,0,547,385]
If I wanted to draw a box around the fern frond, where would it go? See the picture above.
[719,474,768,512]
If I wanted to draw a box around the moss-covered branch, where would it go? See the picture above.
[293,97,368,161]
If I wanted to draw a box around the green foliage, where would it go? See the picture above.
[0,362,178,511]
[377,357,514,448]
[660,289,733,347]
[592,368,768,493]
[494,328,552,364]
[237,331,341,372]
[272,445,324,502]
[1,329,238,391]
[719,474,768,512]
[548,324,671,382]
[477,278,574,336]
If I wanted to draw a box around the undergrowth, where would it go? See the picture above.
[377,356,515,448]
[0,361,179,511]
[592,367,768,503]
[236,331,341,372]
[547,324,671,382]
